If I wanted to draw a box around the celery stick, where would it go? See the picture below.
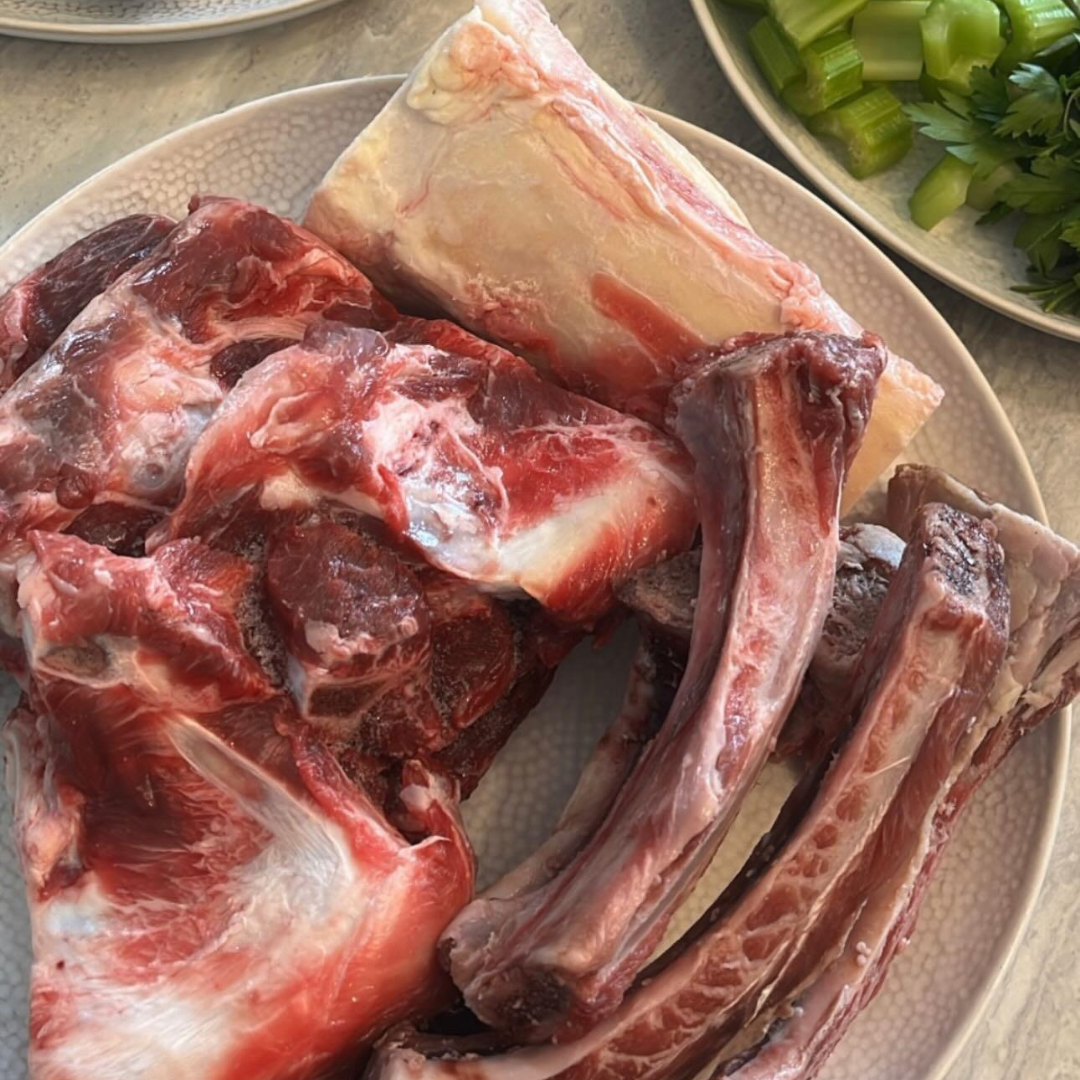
[853,2,930,80]
[998,0,1078,68]
[784,31,864,117]
[749,16,805,93]
[910,153,975,228]
[768,0,870,49]
[809,86,914,176]
[920,0,1005,93]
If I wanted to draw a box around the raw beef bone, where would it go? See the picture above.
[368,502,1008,1080]
[0,195,398,655]
[151,318,697,626]
[0,213,176,391]
[713,467,1080,1080]
[442,632,683,982]
[887,465,1080,786]
[304,0,942,511]
[8,531,475,1080]
[619,523,906,761]
[441,331,885,1043]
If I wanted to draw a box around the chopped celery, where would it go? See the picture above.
[784,31,864,116]
[768,0,870,49]
[853,2,930,80]
[910,152,975,228]
[998,0,1079,68]
[721,0,767,8]
[809,86,914,176]
[749,16,804,93]
[920,0,1006,93]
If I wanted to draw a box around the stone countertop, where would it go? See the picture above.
[0,0,1076,1075]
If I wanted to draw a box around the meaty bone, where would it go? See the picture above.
[367,500,1009,1080]
[442,330,885,1042]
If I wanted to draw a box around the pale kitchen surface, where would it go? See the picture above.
[0,0,1077,1076]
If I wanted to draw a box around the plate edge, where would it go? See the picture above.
[0,0,345,43]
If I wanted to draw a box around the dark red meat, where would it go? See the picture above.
[0,214,175,392]
[0,197,397,647]
[367,501,1009,1080]
[7,531,475,1080]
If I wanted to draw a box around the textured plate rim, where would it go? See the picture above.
[689,0,1080,343]
[0,0,345,44]
[0,73,1068,1080]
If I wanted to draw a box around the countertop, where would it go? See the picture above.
[0,0,1077,1076]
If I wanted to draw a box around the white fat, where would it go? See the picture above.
[258,470,317,512]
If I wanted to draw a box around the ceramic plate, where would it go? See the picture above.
[0,0,346,44]
[0,75,1068,1080]
[691,0,1080,342]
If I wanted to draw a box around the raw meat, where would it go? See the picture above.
[151,319,696,625]
[429,601,581,799]
[888,465,1080,773]
[18,532,274,713]
[0,196,398,645]
[444,633,683,973]
[366,502,1008,1080]
[304,0,942,510]
[0,214,175,392]
[775,524,904,759]
[442,331,884,1042]
[7,532,475,1080]
[617,523,905,760]
[714,466,1080,1080]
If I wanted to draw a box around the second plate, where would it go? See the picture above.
[691,0,1080,341]
[0,0,347,44]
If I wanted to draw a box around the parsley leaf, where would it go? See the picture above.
[970,67,1010,123]
[905,98,989,144]
[996,65,1065,137]
[1001,157,1080,213]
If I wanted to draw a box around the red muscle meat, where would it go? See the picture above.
[0,214,176,392]
[266,517,519,758]
[151,319,696,625]
[442,331,885,1042]
[7,531,474,1080]
[0,197,397,646]
[366,502,1009,1080]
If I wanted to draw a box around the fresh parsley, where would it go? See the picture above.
[906,46,1080,315]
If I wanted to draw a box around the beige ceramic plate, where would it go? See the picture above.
[0,0,346,44]
[691,0,1080,341]
[0,75,1068,1080]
